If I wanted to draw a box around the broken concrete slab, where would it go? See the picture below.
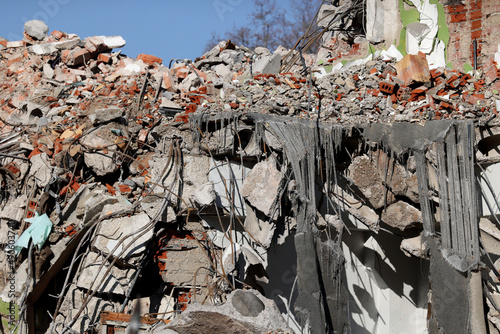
[93,212,152,263]
[401,234,427,258]
[209,160,250,216]
[30,153,52,188]
[244,204,276,249]
[382,201,422,231]
[81,134,119,176]
[0,194,28,224]
[52,286,120,333]
[85,35,125,53]
[242,159,284,217]
[88,107,123,124]
[253,53,281,75]
[317,4,338,29]
[76,252,135,295]
[140,193,177,222]
[181,155,216,208]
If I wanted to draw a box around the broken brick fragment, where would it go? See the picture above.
[395,54,431,87]
[473,79,485,90]
[461,73,472,86]
[409,86,428,102]
[118,184,132,194]
[186,104,197,114]
[137,53,163,65]
[51,30,66,40]
[440,101,454,110]
[98,53,112,63]
[430,68,444,79]
[106,183,116,195]
[379,81,397,95]
[466,94,485,105]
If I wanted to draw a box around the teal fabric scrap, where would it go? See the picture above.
[15,212,53,254]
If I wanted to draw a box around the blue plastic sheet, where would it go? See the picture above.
[15,213,53,254]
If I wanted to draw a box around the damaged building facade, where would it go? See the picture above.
[1,0,500,333]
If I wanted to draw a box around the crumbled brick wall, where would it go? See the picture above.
[445,0,500,78]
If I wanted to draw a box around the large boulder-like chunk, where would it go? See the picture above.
[347,154,395,209]
[382,201,422,231]
[24,20,48,40]
[242,160,284,217]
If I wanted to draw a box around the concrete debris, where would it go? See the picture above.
[347,154,396,209]
[244,203,276,249]
[0,10,499,333]
[94,212,152,263]
[76,251,135,295]
[242,159,284,217]
[382,201,422,231]
[156,289,293,333]
[81,133,119,176]
[24,20,48,41]
[401,234,427,258]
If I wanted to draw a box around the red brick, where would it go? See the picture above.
[471,30,482,40]
[440,101,454,110]
[470,1,482,10]
[137,53,163,65]
[118,184,132,194]
[185,104,197,114]
[430,68,444,79]
[447,4,466,13]
[466,94,484,105]
[471,20,482,30]
[173,66,189,79]
[474,79,485,90]
[163,70,176,92]
[409,86,428,102]
[106,184,116,196]
[51,30,66,40]
[62,48,93,66]
[7,54,23,67]
[450,13,467,23]
[470,10,482,20]
[379,81,397,94]
[0,40,7,47]
[461,73,472,86]
[97,53,111,63]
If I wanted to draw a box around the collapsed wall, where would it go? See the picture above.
[0,2,500,333]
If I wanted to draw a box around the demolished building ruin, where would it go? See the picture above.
[1,1,500,333]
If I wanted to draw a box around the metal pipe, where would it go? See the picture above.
[473,39,478,72]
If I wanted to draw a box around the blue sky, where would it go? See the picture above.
[1,0,257,61]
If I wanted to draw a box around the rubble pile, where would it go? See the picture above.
[0,16,500,334]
